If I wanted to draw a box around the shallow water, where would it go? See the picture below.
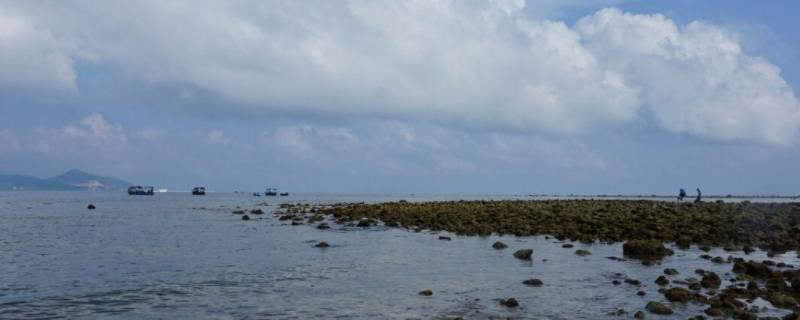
[1,192,798,319]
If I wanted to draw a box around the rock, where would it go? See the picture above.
[770,294,798,308]
[492,241,508,249]
[646,301,673,315]
[704,307,724,317]
[562,243,574,248]
[439,236,452,241]
[688,282,702,291]
[637,291,646,296]
[623,240,674,260]
[291,221,303,226]
[664,287,693,302]
[710,256,726,264]
[522,278,543,286]
[655,276,669,286]
[575,249,591,256]
[418,289,433,296]
[612,280,621,285]
[625,279,641,286]
[357,219,372,227]
[513,249,533,260]
[241,214,250,221]
[664,268,679,276]
[500,297,519,308]
[232,209,245,214]
[250,208,264,214]
[634,310,645,319]
[87,204,96,210]
[315,241,330,248]
[317,223,330,230]
[701,272,721,289]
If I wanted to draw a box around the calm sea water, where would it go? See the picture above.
[0,191,797,319]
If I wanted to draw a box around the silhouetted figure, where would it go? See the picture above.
[695,188,702,203]
[678,189,686,202]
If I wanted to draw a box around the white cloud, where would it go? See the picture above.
[138,128,167,141]
[0,129,21,152]
[576,8,800,146]
[2,2,799,145]
[0,3,80,92]
[207,130,231,145]
[274,125,360,154]
[32,113,128,156]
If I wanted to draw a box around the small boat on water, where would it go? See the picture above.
[253,192,261,197]
[128,186,155,195]
[192,187,206,195]
[265,188,278,196]
[279,192,289,196]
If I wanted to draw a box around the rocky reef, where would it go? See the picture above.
[318,200,800,252]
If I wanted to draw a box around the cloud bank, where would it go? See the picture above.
[1,1,799,145]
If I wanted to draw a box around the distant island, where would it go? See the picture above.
[0,169,133,191]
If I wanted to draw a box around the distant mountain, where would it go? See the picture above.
[0,169,133,191]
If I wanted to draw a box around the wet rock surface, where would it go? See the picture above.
[513,249,533,260]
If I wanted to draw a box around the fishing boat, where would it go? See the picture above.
[265,188,278,196]
[279,192,289,196]
[127,186,155,195]
[253,192,261,197]
[192,187,206,195]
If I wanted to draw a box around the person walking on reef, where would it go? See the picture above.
[695,188,702,203]
[678,189,687,202]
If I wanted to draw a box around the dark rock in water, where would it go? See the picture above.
[701,272,721,289]
[743,246,754,254]
[655,276,670,286]
[710,256,726,264]
[612,280,621,285]
[625,279,641,286]
[87,204,96,210]
[575,249,591,256]
[699,254,712,260]
[418,289,433,296]
[384,220,399,227]
[664,287,692,302]
[291,221,303,226]
[637,290,646,296]
[704,307,724,317]
[439,236,451,241]
[634,310,645,319]
[232,210,245,214]
[315,241,330,248]
[492,241,508,249]
[357,219,372,227]
[562,243,574,248]
[646,301,673,315]
[688,282,702,291]
[623,240,674,260]
[614,308,626,316]
[241,214,250,221]
[317,223,330,230]
[250,208,264,214]
[513,249,533,260]
[500,297,519,308]
[522,278,543,286]
[664,268,679,276]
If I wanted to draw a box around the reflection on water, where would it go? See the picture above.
[0,192,797,319]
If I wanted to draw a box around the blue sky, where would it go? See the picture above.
[1,0,800,194]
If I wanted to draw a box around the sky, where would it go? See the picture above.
[1,0,800,195]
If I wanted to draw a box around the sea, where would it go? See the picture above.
[0,191,797,319]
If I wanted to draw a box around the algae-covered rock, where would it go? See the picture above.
[664,268,679,276]
[500,297,519,308]
[513,249,533,260]
[664,287,693,302]
[492,241,508,249]
[701,272,721,289]
[418,289,433,296]
[655,276,670,286]
[522,278,543,286]
[575,249,591,256]
[623,240,674,260]
[646,301,673,315]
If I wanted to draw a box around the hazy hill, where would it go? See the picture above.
[0,169,133,191]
